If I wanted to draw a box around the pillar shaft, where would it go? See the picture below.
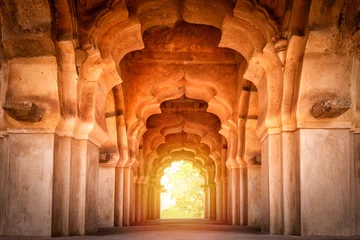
[247,166,261,227]
[52,136,72,236]
[282,132,300,235]
[230,168,240,225]
[355,133,360,236]
[0,135,8,237]
[239,167,248,226]
[262,134,284,234]
[299,129,352,236]
[114,167,125,226]
[141,184,148,222]
[204,186,209,218]
[135,183,142,222]
[129,169,136,224]
[69,139,99,235]
[155,188,161,219]
[215,182,222,221]
[222,181,227,222]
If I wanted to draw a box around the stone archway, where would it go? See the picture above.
[0,0,359,238]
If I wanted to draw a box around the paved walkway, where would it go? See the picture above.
[1,219,360,239]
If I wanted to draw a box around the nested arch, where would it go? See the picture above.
[75,0,283,169]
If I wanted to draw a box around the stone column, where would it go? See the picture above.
[3,132,56,237]
[298,129,352,236]
[1,56,62,237]
[150,184,156,220]
[153,187,159,219]
[69,139,99,236]
[98,164,115,228]
[147,184,153,220]
[354,132,360,236]
[155,185,164,219]
[215,181,223,221]
[230,167,240,225]
[202,185,209,218]
[226,172,232,223]
[261,137,270,233]
[0,133,8,236]
[282,131,300,235]
[135,182,142,222]
[209,183,216,220]
[141,183,149,222]
[261,134,283,234]
[247,165,261,227]
[222,180,228,222]
[52,136,71,236]
[129,168,136,225]
[114,167,125,226]
[124,167,132,226]
[239,166,248,225]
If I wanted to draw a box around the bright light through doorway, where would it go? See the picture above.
[160,160,204,219]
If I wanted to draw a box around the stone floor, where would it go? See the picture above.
[1,219,360,240]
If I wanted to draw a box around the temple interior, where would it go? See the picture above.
[0,0,359,238]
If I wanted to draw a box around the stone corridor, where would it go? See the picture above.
[0,0,359,238]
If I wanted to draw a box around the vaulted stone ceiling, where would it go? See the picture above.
[103,11,262,183]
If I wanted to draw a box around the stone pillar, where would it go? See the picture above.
[98,165,115,228]
[230,168,240,225]
[135,182,142,222]
[282,131,300,235]
[150,184,156,219]
[2,56,61,237]
[261,134,283,234]
[247,165,261,227]
[147,184,153,220]
[261,137,270,233]
[215,181,223,220]
[114,167,125,226]
[155,185,163,219]
[222,181,228,222]
[141,183,149,222]
[0,133,8,236]
[153,187,159,219]
[52,136,71,236]
[227,177,231,223]
[124,167,132,225]
[69,139,99,236]
[5,132,55,237]
[209,183,216,220]
[203,185,209,218]
[299,129,352,236]
[354,132,360,236]
[239,167,248,225]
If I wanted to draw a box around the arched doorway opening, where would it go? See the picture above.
[160,161,205,219]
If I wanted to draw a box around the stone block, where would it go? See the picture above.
[3,101,44,122]
[311,99,351,118]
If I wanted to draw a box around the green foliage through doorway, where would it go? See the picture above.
[160,161,204,218]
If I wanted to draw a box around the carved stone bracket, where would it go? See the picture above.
[251,155,261,165]
[311,99,351,118]
[2,101,44,122]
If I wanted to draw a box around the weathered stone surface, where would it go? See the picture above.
[0,0,359,238]
[98,166,115,228]
[311,99,351,118]
[2,101,44,122]
[75,48,88,67]
[299,129,352,236]
[6,134,54,236]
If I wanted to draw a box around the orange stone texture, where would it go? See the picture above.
[0,0,359,238]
